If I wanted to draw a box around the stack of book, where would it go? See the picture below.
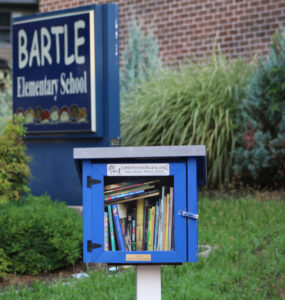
[104,179,174,252]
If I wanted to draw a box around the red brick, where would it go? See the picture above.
[39,0,285,65]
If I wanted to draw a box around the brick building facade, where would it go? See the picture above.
[39,0,285,66]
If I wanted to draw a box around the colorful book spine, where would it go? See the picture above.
[105,189,145,201]
[168,187,174,250]
[131,219,136,251]
[153,198,160,251]
[136,199,144,251]
[159,186,165,251]
[164,193,169,251]
[104,212,109,251]
[150,206,156,251]
[108,205,116,251]
[112,204,125,251]
[147,208,152,250]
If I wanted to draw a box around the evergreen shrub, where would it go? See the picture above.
[234,29,285,187]
[0,194,82,275]
[120,17,161,102]
[121,52,253,186]
[0,119,31,205]
[0,248,9,280]
[0,69,12,132]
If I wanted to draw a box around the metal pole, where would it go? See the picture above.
[136,265,161,300]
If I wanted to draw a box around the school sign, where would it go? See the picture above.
[12,5,120,205]
[13,8,97,133]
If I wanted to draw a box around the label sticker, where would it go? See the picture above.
[126,254,151,261]
[107,164,170,176]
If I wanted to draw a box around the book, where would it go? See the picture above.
[104,212,109,251]
[131,218,136,251]
[104,180,160,195]
[107,205,116,251]
[162,193,167,251]
[112,204,125,251]
[158,186,165,251]
[104,190,160,206]
[105,189,146,201]
[164,193,169,251]
[105,184,157,197]
[168,187,174,250]
[142,199,151,250]
[153,198,160,251]
[149,206,156,251]
[147,207,152,250]
[136,199,144,251]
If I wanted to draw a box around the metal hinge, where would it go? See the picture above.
[87,240,102,252]
[178,210,199,220]
[87,176,101,188]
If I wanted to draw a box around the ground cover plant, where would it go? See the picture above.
[121,52,254,187]
[2,196,284,299]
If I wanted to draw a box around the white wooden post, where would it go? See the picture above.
[136,265,161,300]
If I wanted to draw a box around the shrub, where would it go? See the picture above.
[233,29,285,187]
[0,68,12,133]
[120,17,161,102]
[0,248,9,280]
[121,51,254,186]
[0,119,31,205]
[0,194,82,275]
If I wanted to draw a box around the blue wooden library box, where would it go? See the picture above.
[74,146,206,264]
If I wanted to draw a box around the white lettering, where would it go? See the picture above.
[18,29,28,69]
[74,20,85,64]
[51,26,64,64]
[29,30,40,67]
[40,27,52,66]
[64,24,74,65]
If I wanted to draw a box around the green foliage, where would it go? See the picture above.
[0,194,82,276]
[234,28,285,187]
[3,197,285,299]
[120,17,161,102]
[121,52,253,186]
[0,119,31,205]
[0,248,9,281]
[0,69,12,133]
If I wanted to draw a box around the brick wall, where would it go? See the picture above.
[39,0,285,67]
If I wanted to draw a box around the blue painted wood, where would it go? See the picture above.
[83,161,188,264]
[187,158,198,262]
[82,160,92,262]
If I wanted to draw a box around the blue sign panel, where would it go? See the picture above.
[13,9,96,133]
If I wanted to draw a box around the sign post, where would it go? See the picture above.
[136,265,161,300]
[12,4,120,205]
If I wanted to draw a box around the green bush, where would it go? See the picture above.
[233,29,285,187]
[0,69,12,133]
[120,17,161,102]
[0,248,9,280]
[121,51,254,186]
[0,194,82,275]
[0,119,31,205]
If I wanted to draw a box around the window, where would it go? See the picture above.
[0,11,11,45]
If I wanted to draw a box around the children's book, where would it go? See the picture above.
[136,199,144,251]
[104,190,160,206]
[153,198,160,251]
[168,187,174,250]
[104,212,109,251]
[112,204,126,251]
[108,205,116,251]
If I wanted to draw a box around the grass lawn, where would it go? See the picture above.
[1,196,284,299]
